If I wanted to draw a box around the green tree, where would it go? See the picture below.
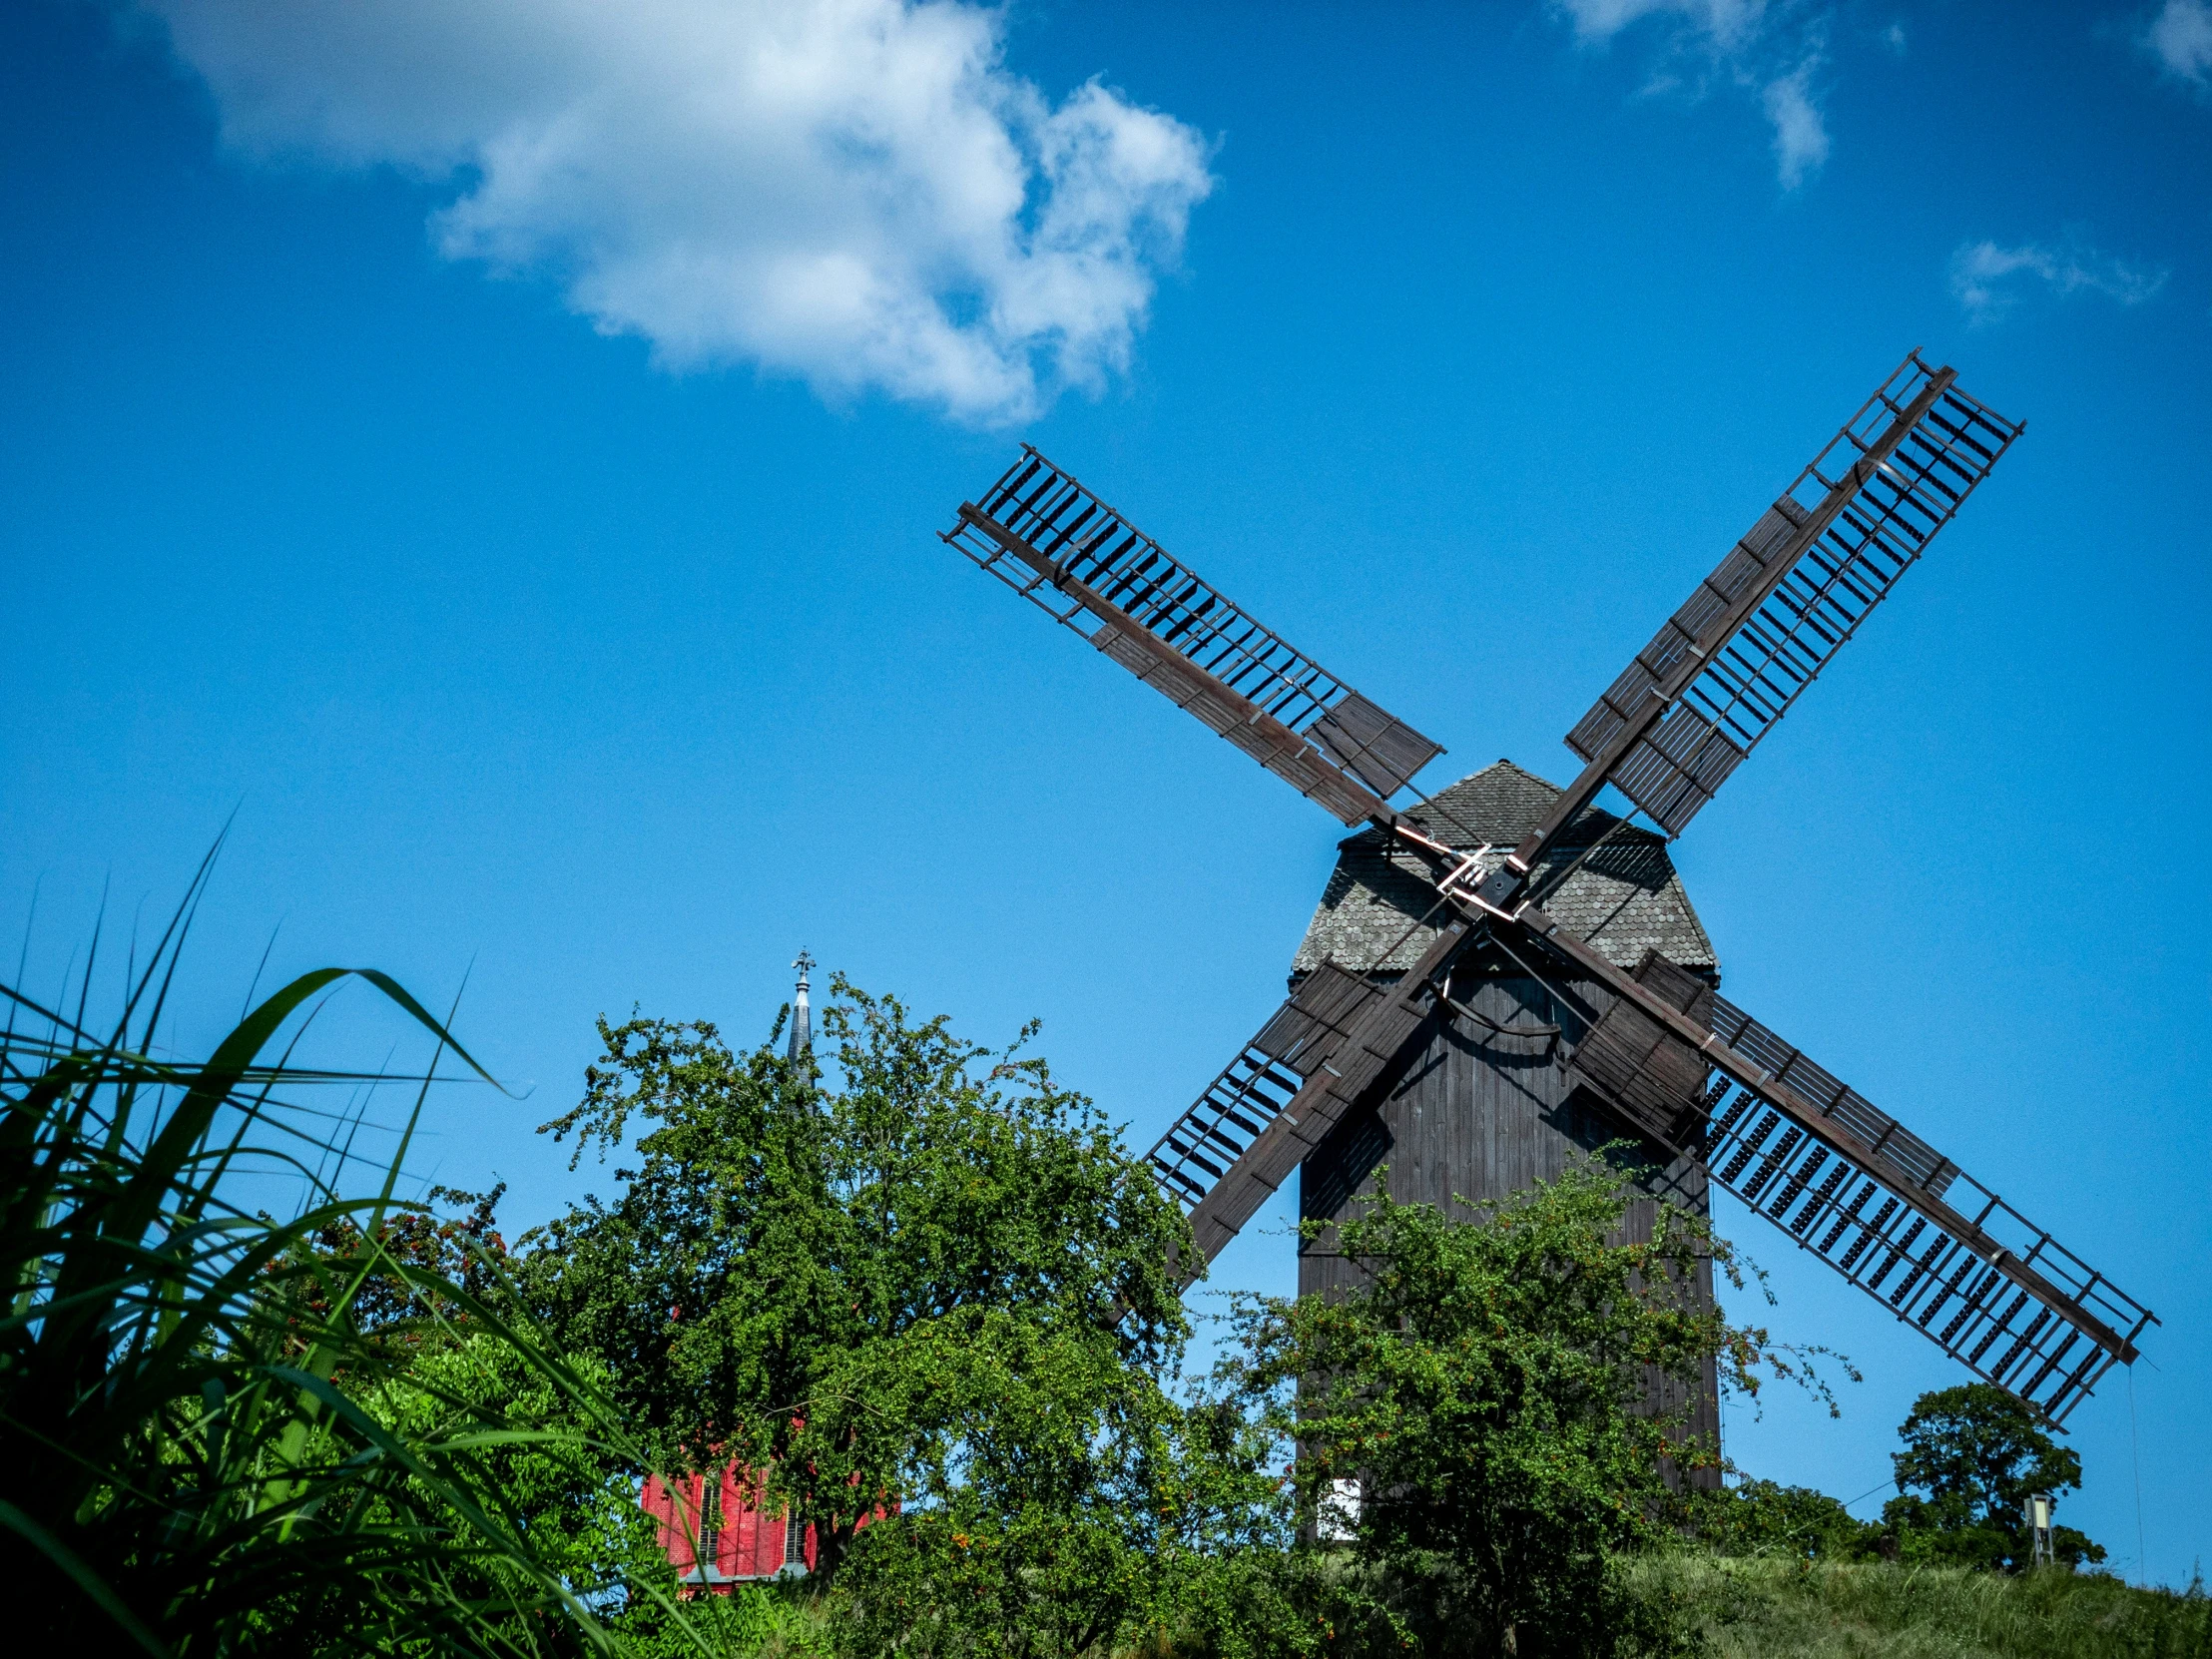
[522,977,1232,1654]
[1216,1161,1832,1659]
[821,1310,1292,1658]
[1880,1382,2104,1572]
[287,1182,514,1351]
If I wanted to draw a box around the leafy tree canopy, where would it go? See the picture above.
[283,1181,511,1353]
[378,1334,695,1643]
[1881,1383,2104,1572]
[1215,1161,1838,1659]
[517,976,1212,1643]
[824,1308,1291,1659]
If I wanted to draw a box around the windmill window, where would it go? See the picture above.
[698,1477,722,1575]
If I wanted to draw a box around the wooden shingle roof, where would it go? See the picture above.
[1291,759,1719,980]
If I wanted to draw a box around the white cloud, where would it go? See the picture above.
[1948,239,2168,322]
[1882,22,1908,55]
[1552,0,1769,52]
[1761,58,1830,189]
[134,0,1214,425]
[2145,0,2212,82]
[1546,0,1830,189]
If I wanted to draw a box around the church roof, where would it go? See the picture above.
[1291,759,1719,979]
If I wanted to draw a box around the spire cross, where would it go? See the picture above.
[788,951,815,1065]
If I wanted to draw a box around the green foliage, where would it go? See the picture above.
[1213,1160,1828,1659]
[292,1181,515,1351]
[1879,1383,2103,1572]
[814,1311,1196,1656]
[525,977,1226,1653]
[1684,1478,1877,1562]
[616,1584,826,1659]
[830,1319,1300,1658]
[381,1335,691,1638]
[1148,1541,1337,1659]
[0,870,694,1656]
[1621,1551,2212,1659]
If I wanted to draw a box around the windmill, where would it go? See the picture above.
[937,350,2153,1428]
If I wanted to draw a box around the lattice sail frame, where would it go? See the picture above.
[1556,947,2152,1425]
[1143,931,1468,1266]
[1565,353,2025,834]
[945,448,1444,826]
[1695,993,2151,1424]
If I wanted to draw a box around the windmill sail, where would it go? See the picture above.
[1558,946,2151,1424]
[945,447,1443,825]
[1143,927,1467,1271]
[1562,353,2023,835]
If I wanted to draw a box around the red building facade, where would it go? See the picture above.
[640,1465,815,1589]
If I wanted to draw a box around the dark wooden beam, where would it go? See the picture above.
[957,502,1396,827]
[1509,901,2139,1366]
[1483,364,1960,901]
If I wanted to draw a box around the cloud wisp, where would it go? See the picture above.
[137,0,1215,425]
[1553,0,1770,55]
[1548,0,1833,191]
[1948,239,2168,323]
[1761,56,1831,189]
[2145,0,2212,83]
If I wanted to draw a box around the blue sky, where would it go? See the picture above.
[5,0,2209,1584]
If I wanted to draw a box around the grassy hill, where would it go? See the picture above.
[1626,1554,2212,1658]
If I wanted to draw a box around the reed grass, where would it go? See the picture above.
[0,852,704,1655]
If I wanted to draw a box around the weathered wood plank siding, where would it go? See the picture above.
[1296,952,1723,1486]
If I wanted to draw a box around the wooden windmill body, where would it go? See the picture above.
[1294,760,1724,1471]
[936,351,2155,1428]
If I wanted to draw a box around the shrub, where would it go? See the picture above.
[1213,1159,1832,1658]
[1684,1478,1877,1562]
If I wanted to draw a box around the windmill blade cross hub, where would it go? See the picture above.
[929,350,2151,1429]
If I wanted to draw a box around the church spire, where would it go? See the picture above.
[788,951,814,1062]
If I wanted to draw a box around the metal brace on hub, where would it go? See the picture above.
[1383,824,1531,921]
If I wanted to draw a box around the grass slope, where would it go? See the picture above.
[1628,1554,2212,1659]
